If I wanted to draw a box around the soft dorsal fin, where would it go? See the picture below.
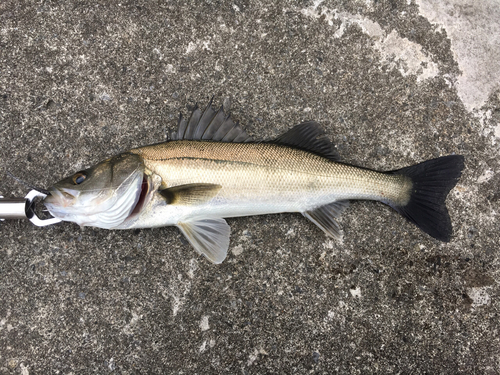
[171,99,252,143]
[302,200,349,239]
[274,122,340,161]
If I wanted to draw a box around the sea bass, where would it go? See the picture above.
[44,100,465,263]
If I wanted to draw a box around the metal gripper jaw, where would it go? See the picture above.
[0,190,61,226]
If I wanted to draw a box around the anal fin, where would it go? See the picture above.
[177,218,231,264]
[302,200,349,239]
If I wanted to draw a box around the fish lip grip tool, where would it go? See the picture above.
[0,190,61,226]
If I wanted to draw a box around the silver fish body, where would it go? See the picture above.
[45,101,464,263]
[120,141,410,228]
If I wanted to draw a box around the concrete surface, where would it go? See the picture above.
[1,0,499,373]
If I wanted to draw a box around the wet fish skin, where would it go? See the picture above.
[123,140,412,227]
[45,101,465,263]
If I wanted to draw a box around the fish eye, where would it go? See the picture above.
[72,172,87,185]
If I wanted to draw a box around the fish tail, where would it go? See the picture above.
[389,155,465,242]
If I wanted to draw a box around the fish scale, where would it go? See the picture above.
[132,141,410,210]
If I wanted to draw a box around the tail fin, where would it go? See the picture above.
[390,155,464,242]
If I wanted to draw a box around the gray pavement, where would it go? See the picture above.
[1,0,499,373]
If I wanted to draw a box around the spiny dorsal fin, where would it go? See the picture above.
[274,122,340,161]
[171,99,252,143]
[177,218,231,264]
[159,183,222,205]
[302,200,349,239]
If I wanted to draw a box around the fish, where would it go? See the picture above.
[44,99,465,263]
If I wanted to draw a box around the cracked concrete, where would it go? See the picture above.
[1,0,499,373]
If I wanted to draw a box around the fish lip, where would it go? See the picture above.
[44,187,68,219]
[44,187,64,205]
[43,187,85,222]
[44,187,78,206]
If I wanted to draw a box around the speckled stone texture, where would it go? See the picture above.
[1,0,499,374]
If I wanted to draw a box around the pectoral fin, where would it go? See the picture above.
[177,218,231,264]
[159,183,222,205]
[302,200,349,239]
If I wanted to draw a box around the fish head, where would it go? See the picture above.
[45,153,148,228]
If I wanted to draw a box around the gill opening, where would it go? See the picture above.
[129,175,149,218]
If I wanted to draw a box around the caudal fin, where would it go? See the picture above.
[390,155,464,242]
